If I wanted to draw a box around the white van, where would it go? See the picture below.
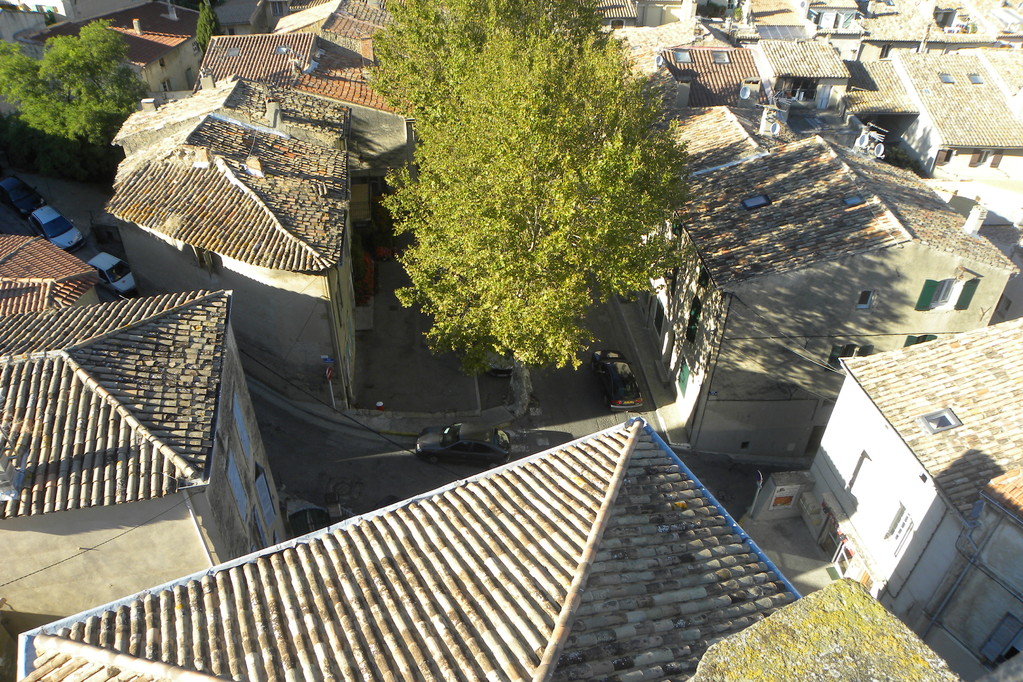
[88,252,136,297]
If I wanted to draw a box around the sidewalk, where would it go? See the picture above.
[611,295,692,448]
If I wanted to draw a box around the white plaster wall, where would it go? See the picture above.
[932,149,1023,181]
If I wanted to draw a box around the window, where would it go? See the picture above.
[879,44,892,59]
[856,290,874,308]
[192,41,201,55]
[843,195,865,207]
[271,0,288,16]
[904,334,938,346]
[886,503,913,555]
[185,67,193,88]
[160,79,171,92]
[916,278,978,310]
[697,266,710,287]
[981,614,1023,664]
[711,51,731,64]
[938,72,955,84]
[919,408,961,433]
[677,360,691,397]
[991,151,1003,168]
[935,149,953,165]
[685,296,702,342]
[226,454,249,520]
[255,464,277,528]
[783,77,818,101]
[673,49,691,63]
[740,194,771,210]
[610,19,624,28]
[970,150,992,167]
[968,73,984,84]
[226,47,241,57]
[159,57,166,67]
[827,343,859,368]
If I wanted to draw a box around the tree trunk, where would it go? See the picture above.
[509,363,532,417]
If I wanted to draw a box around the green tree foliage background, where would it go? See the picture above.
[373,0,689,372]
[195,0,222,54]
[0,20,146,180]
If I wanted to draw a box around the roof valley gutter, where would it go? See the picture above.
[644,421,803,599]
[532,419,643,682]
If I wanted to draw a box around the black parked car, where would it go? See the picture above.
[415,422,511,465]
[0,176,45,217]
[590,349,644,410]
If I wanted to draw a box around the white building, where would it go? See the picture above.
[806,317,1023,679]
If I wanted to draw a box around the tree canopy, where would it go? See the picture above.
[0,20,145,147]
[195,0,222,55]
[373,0,689,371]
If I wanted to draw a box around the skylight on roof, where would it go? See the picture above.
[674,49,692,63]
[919,408,962,434]
[226,47,241,57]
[843,195,865,206]
[968,73,984,84]
[938,73,955,84]
[711,51,732,64]
[741,194,771,210]
[275,45,291,54]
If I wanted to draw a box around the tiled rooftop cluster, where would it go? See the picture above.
[662,47,763,107]
[0,292,228,518]
[109,85,349,273]
[0,236,98,316]
[683,135,1011,284]
[675,107,766,172]
[24,421,795,680]
[845,317,1023,513]
[22,1,199,67]
[896,52,1023,147]
[844,60,919,115]
[760,40,850,79]
[321,0,391,42]
[861,0,993,44]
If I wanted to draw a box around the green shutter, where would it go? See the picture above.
[904,335,918,347]
[828,344,843,366]
[921,334,938,343]
[955,278,979,310]
[677,361,691,397]
[915,280,939,310]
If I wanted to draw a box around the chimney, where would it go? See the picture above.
[675,76,691,109]
[245,155,263,177]
[166,0,178,19]
[963,204,988,236]
[265,98,280,128]
[359,36,374,62]
[132,17,141,33]
[199,71,215,90]
[140,97,158,111]
[192,147,210,167]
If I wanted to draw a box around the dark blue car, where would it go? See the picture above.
[0,176,45,217]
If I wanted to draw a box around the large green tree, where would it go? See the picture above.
[373,0,688,377]
[0,20,145,147]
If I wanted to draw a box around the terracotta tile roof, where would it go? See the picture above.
[0,291,228,519]
[295,40,394,110]
[984,469,1023,519]
[110,85,349,273]
[199,32,394,111]
[760,40,850,79]
[692,579,960,681]
[662,46,764,107]
[321,0,390,37]
[201,33,317,88]
[895,52,1023,148]
[684,136,1012,284]
[25,420,797,681]
[749,0,801,25]
[861,0,996,44]
[0,236,98,315]
[22,1,198,67]
[975,47,1023,94]
[616,22,701,74]
[844,59,919,114]
[24,635,224,682]
[597,0,637,20]
[288,0,335,13]
[675,107,766,172]
[271,0,342,33]
[844,318,1023,514]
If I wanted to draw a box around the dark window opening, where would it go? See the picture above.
[697,266,710,288]
[685,296,703,342]
[879,44,892,59]
[935,149,953,166]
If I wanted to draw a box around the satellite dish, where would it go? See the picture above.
[873,143,885,158]
[856,132,870,148]
[739,85,752,100]
[770,121,781,136]
[655,54,665,68]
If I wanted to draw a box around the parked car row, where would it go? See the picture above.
[0,172,137,297]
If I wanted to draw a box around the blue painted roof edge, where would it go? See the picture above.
[627,416,802,599]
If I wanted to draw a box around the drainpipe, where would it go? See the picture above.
[922,510,988,640]
[690,293,732,450]
[183,488,215,567]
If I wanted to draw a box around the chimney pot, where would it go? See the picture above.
[132,17,141,33]
[265,98,280,128]
[245,155,263,176]
[140,97,158,111]
[963,204,988,236]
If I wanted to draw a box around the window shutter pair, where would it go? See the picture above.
[969,151,984,167]
[916,278,980,310]
[981,614,1023,662]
